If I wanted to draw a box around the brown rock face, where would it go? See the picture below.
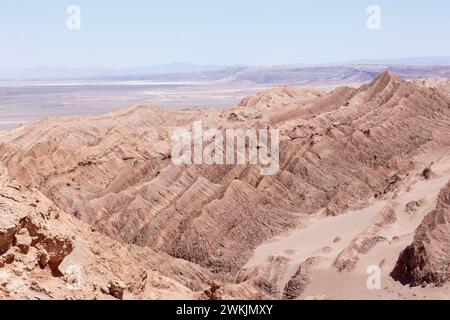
[0,162,213,300]
[108,279,126,300]
[203,281,222,300]
[0,166,75,275]
[391,182,450,286]
[0,223,18,255]
[15,229,32,254]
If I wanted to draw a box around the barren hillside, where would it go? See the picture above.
[1,71,450,299]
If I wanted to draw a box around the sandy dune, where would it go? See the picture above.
[245,157,450,299]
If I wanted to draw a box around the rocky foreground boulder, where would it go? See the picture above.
[391,182,450,286]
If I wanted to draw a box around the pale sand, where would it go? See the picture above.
[245,201,386,269]
[245,150,450,299]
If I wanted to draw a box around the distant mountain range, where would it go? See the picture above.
[1,57,450,81]
[344,56,450,66]
[0,63,229,80]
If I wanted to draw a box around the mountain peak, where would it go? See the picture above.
[361,71,405,96]
[372,70,402,85]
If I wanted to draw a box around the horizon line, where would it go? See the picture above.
[2,55,450,71]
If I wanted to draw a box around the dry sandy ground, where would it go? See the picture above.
[245,149,450,299]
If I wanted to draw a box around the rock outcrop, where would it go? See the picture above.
[391,181,450,286]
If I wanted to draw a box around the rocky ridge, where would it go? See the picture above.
[1,72,450,299]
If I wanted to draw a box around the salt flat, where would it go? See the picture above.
[0,81,267,131]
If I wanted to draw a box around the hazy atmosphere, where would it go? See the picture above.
[1,0,450,69]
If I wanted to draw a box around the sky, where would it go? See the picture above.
[0,0,449,69]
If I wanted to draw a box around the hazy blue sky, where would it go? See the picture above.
[1,0,449,69]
